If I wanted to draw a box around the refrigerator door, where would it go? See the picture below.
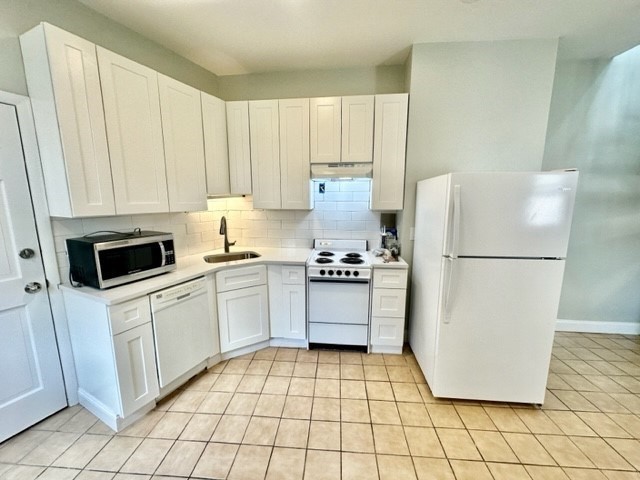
[445,172,578,259]
[432,257,565,404]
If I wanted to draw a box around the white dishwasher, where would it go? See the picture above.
[149,277,214,389]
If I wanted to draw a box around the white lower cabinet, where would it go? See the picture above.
[216,266,270,353]
[370,267,408,353]
[268,265,306,340]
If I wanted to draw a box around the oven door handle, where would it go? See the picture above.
[308,278,370,284]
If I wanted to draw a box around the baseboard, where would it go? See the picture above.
[556,319,640,335]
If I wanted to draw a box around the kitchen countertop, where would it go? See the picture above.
[60,246,408,305]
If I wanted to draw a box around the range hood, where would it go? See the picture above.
[310,163,373,180]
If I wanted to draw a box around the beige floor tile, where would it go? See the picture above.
[391,383,422,403]
[487,462,533,479]
[155,440,204,477]
[116,411,163,438]
[605,438,640,470]
[552,391,599,412]
[398,402,431,427]
[559,374,600,392]
[51,434,111,469]
[275,348,298,362]
[384,354,407,366]
[586,375,631,394]
[340,352,363,365]
[196,391,233,414]
[308,421,340,451]
[449,460,494,480]
[543,391,571,411]
[179,413,220,441]
[228,444,272,480]
[289,377,316,396]
[372,425,409,455]
[485,407,530,432]
[377,454,416,480]
[38,467,83,480]
[362,353,385,365]
[545,411,597,436]
[236,374,267,393]
[318,351,340,364]
[341,380,367,399]
[32,406,82,431]
[515,409,563,435]
[576,412,631,438]
[57,409,99,434]
[275,419,309,448]
[525,465,571,479]
[341,422,374,453]
[304,449,341,480]
[547,374,573,390]
[293,362,317,378]
[601,470,640,480]
[340,399,370,423]
[609,394,640,414]
[341,364,365,380]
[147,412,191,439]
[86,436,143,472]
[364,365,389,381]
[270,361,295,376]
[455,405,496,430]
[266,447,306,480]
[386,366,414,383]
[413,457,455,480]
[312,397,341,421]
[192,442,239,479]
[436,428,481,460]
[223,359,251,374]
[369,400,401,425]
[536,435,594,468]
[246,359,273,375]
[210,415,251,443]
[120,438,173,474]
[469,430,518,463]
[563,467,608,479]
[262,375,291,394]
[253,347,277,361]
[366,381,394,401]
[503,432,556,466]
[1,465,46,480]
[315,378,340,398]
[225,393,259,415]
[87,422,115,436]
[607,413,640,438]
[404,426,444,457]
[341,452,379,480]
[211,373,244,392]
[425,404,465,428]
[581,392,630,413]
[18,431,81,467]
[297,349,319,363]
[282,396,313,420]
[168,390,206,412]
[0,430,53,463]
[254,394,286,417]
[316,364,340,379]
[242,416,279,446]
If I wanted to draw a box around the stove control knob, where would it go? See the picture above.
[320,269,326,276]
[353,271,360,277]
[345,270,351,276]
[328,270,334,276]
[336,270,342,276]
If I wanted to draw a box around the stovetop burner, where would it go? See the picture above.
[317,251,335,257]
[345,252,362,258]
[315,257,334,264]
[340,257,365,265]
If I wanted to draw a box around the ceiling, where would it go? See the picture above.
[78,0,640,77]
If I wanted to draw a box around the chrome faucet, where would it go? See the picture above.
[219,216,236,253]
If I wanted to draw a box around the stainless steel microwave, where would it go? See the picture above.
[66,230,176,289]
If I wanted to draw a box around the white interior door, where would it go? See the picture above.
[0,103,67,442]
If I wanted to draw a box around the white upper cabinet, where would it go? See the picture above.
[342,95,374,163]
[20,23,115,217]
[226,101,252,195]
[279,98,312,210]
[249,100,281,209]
[97,47,169,214]
[371,94,409,211]
[158,74,207,212]
[310,97,341,164]
[201,92,230,196]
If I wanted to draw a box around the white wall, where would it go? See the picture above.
[542,46,640,326]
[399,39,559,266]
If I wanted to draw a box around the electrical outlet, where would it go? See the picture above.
[319,182,325,194]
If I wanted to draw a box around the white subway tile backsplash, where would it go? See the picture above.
[81,216,133,233]
[336,201,368,211]
[322,211,351,221]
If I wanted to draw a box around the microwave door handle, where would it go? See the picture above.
[159,242,166,267]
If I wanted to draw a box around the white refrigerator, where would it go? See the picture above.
[409,171,578,404]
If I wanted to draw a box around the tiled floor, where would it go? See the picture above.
[1,332,639,479]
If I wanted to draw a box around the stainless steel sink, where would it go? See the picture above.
[203,251,261,263]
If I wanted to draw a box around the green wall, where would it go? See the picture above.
[0,0,219,96]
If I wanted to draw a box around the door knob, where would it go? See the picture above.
[19,248,36,259]
[24,282,42,294]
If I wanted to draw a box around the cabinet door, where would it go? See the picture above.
[310,97,341,164]
[113,323,159,417]
[342,95,374,163]
[281,284,306,340]
[371,94,408,210]
[158,74,207,212]
[268,265,306,339]
[217,285,269,353]
[370,316,404,347]
[371,288,406,318]
[279,99,312,210]
[20,23,114,217]
[249,100,281,209]
[97,47,169,214]
[202,92,230,196]
[226,101,252,195]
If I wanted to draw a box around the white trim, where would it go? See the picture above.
[0,90,78,404]
[556,319,640,335]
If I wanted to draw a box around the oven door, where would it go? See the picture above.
[308,279,370,325]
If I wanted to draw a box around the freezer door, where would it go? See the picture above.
[446,172,578,258]
[432,258,565,404]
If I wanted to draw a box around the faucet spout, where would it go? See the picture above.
[220,216,236,253]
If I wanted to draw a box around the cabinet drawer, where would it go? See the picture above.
[109,297,152,335]
[371,289,406,318]
[216,265,267,293]
[371,316,405,347]
[282,266,305,285]
[309,323,367,346]
[373,268,408,289]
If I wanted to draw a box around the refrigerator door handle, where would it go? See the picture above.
[450,185,461,259]
[443,256,456,324]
